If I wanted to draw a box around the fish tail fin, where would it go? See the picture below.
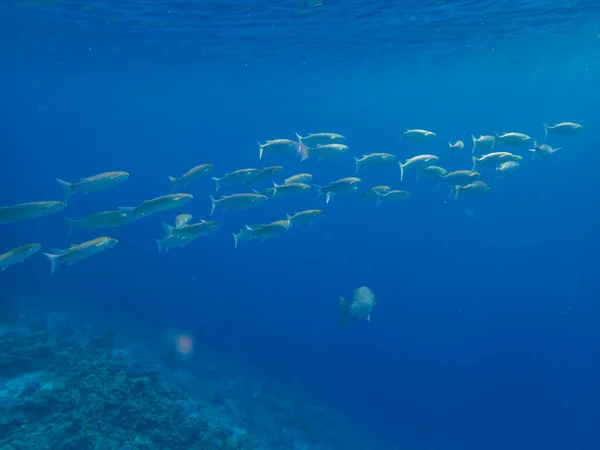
[471,135,477,155]
[325,192,332,204]
[315,185,324,200]
[375,192,383,207]
[529,149,537,161]
[62,217,77,238]
[257,142,264,160]
[161,222,174,239]
[272,182,279,198]
[156,239,163,256]
[285,213,293,230]
[553,147,562,153]
[298,143,310,161]
[542,124,549,140]
[43,253,60,275]
[212,177,221,192]
[353,156,360,175]
[338,296,351,330]
[471,156,479,172]
[56,178,75,201]
[295,132,303,144]
[453,185,461,200]
[447,186,456,201]
[209,195,217,216]
[399,162,405,181]
[168,175,179,192]
[233,232,240,249]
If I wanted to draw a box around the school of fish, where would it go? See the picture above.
[0,122,582,325]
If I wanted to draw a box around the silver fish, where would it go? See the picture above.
[168,164,214,190]
[56,171,129,201]
[339,286,377,328]
[0,201,67,224]
[43,237,118,274]
[315,177,362,204]
[210,193,268,216]
[0,243,41,271]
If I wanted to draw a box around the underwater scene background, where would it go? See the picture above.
[1,1,600,449]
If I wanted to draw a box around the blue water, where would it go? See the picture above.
[2,1,600,449]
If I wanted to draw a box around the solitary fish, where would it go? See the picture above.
[212,168,261,192]
[168,164,213,191]
[295,132,345,148]
[471,135,496,155]
[375,190,412,207]
[495,132,532,147]
[354,153,396,174]
[449,141,465,152]
[210,193,268,216]
[56,171,129,201]
[315,177,362,204]
[543,122,582,140]
[258,139,305,160]
[0,243,41,271]
[399,155,439,181]
[402,129,436,142]
[300,143,349,162]
[63,209,138,237]
[43,237,118,274]
[529,140,561,160]
[452,181,490,200]
[339,286,377,329]
[286,209,327,229]
[0,201,67,224]
[284,173,313,185]
[272,182,312,198]
[245,166,283,186]
[122,193,193,218]
[359,185,391,202]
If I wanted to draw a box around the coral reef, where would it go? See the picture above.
[0,309,366,450]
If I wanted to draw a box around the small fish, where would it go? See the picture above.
[449,140,465,152]
[174,214,193,229]
[402,129,436,142]
[354,153,396,174]
[359,185,391,202]
[295,132,345,148]
[245,166,283,186]
[233,219,289,249]
[543,122,582,140]
[315,177,362,204]
[0,243,41,271]
[399,155,439,181]
[43,237,118,274]
[421,166,448,179]
[258,139,305,160]
[472,153,522,171]
[63,210,138,237]
[0,201,67,225]
[121,193,193,218]
[301,143,349,162]
[496,161,520,177]
[212,168,261,192]
[471,135,496,155]
[495,132,532,147]
[286,209,327,229]
[441,170,480,186]
[209,193,268,216]
[168,164,214,190]
[339,286,377,329]
[272,182,312,198]
[375,190,412,207]
[56,171,129,201]
[284,173,313,185]
[452,181,490,200]
[529,140,561,160]
[157,220,221,254]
